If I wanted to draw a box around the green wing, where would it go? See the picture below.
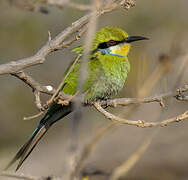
[62,55,101,97]
[62,58,80,95]
[62,47,101,97]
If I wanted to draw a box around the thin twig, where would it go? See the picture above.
[33,90,43,111]
[23,111,44,120]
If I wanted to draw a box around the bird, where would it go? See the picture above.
[6,26,148,171]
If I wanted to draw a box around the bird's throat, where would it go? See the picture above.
[109,43,130,57]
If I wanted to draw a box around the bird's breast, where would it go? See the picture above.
[84,57,130,102]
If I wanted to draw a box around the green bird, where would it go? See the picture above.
[6,26,148,171]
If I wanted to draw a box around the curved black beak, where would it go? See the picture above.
[124,36,149,43]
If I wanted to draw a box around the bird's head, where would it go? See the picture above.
[92,26,148,57]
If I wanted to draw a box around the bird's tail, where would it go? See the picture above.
[5,123,48,171]
[5,103,72,171]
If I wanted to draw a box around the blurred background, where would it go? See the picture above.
[0,0,188,179]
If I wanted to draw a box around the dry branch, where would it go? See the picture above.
[94,102,188,127]
[0,13,90,74]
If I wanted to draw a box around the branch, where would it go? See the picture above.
[0,13,90,74]
[94,102,188,127]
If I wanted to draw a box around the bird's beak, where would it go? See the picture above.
[124,36,149,43]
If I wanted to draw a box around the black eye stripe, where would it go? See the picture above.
[98,42,108,49]
[97,40,123,49]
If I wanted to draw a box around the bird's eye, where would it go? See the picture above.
[107,40,116,46]
[98,40,117,49]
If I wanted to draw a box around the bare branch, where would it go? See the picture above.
[0,12,90,74]
[23,111,44,121]
[33,90,43,110]
[94,102,188,127]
